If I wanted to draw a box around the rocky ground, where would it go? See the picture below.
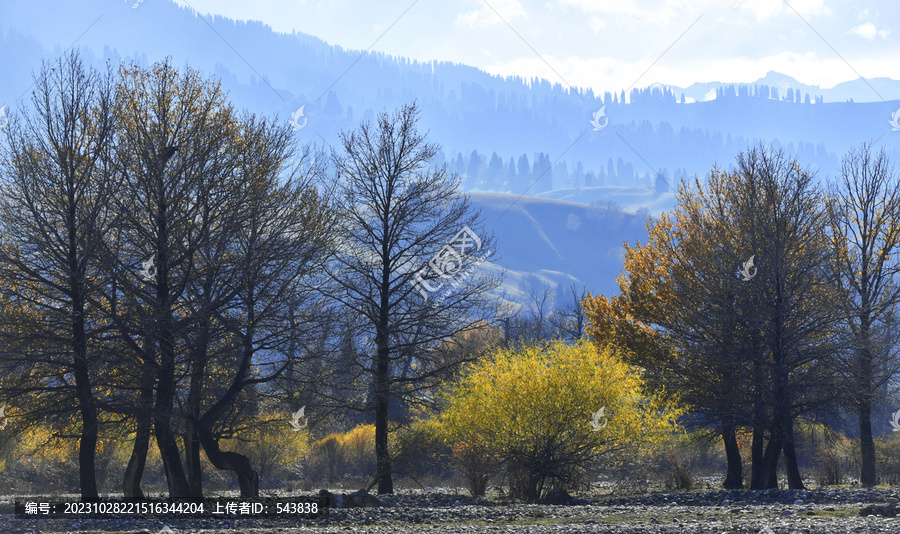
[2,487,899,533]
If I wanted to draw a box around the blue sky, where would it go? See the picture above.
[173,0,898,92]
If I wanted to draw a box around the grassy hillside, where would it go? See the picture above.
[469,192,651,305]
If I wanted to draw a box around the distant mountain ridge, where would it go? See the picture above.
[3,1,900,303]
[657,70,900,103]
[2,0,898,193]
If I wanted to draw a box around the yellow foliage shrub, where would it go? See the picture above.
[306,424,376,484]
[340,424,375,477]
[440,339,682,499]
[226,411,310,485]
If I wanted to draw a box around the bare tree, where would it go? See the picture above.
[730,144,841,490]
[191,121,332,498]
[495,283,587,345]
[494,283,554,346]
[826,143,900,487]
[324,102,501,494]
[0,51,116,501]
[551,284,588,340]
[99,59,242,499]
[522,281,554,341]
[0,55,334,501]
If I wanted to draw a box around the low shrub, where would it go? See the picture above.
[306,434,346,484]
[450,439,496,497]
[440,340,682,500]
[391,419,452,486]
[876,436,900,486]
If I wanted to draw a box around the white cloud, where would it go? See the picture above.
[555,0,684,25]
[850,22,890,40]
[456,0,528,29]
[482,50,900,96]
[557,0,831,23]
[587,15,605,33]
[169,0,900,92]
[784,0,832,18]
[732,0,783,21]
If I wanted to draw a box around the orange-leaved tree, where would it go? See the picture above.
[586,143,841,490]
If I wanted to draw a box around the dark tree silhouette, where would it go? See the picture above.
[324,102,501,494]
[826,143,900,488]
[0,51,116,501]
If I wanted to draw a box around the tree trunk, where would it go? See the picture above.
[749,357,767,490]
[857,328,877,487]
[749,408,766,490]
[154,335,191,498]
[374,268,393,496]
[781,420,805,489]
[155,427,191,498]
[751,428,781,490]
[185,321,209,498]
[196,309,259,497]
[123,358,155,499]
[123,421,151,499]
[74,373,99,501]
[763,431,782,489]
[184,432,203,498]
[198,423,259,497]
[374,341,393,494]
[771,355,803,489]
[722,423,743,489]
[859,401,877,487]
[71,293,99,501]
[153,257,191,498]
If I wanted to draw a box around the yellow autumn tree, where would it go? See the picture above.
[440,339,681,500]
[585,143,841,491]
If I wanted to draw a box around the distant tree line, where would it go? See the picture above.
[444,148,687,195]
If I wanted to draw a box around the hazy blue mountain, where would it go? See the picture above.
[467,193,650,303]
[2,0,899,189]
[3,0,900,303]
